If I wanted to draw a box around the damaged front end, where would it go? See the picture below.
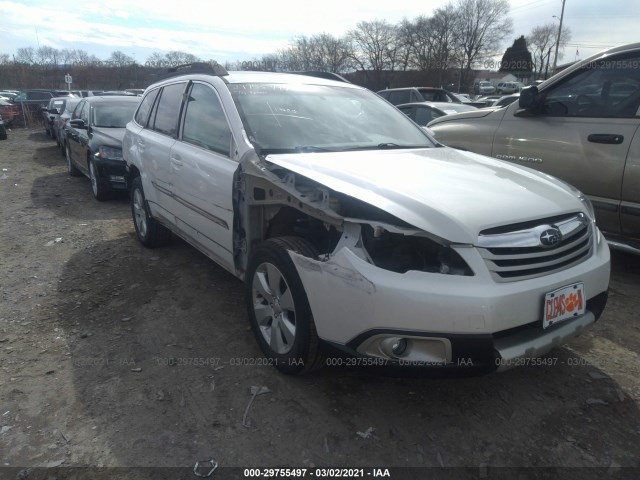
[234,154,486,368]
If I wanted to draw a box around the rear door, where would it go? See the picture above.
[68,100,89,174]
[136,82,187,225]
[170,80,237,269]
[492,50,640,236]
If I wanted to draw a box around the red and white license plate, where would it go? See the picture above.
[542,282,586,329]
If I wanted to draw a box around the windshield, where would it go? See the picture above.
[228,83,434,153]
[91,102,138,128]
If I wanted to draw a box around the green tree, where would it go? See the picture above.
[499,35,533,73]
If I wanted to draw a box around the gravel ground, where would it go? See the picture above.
[0,127,639,480]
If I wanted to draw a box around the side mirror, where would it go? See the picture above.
[519,86,539,111]
[70,119,86,129]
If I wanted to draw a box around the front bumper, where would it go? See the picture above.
[94,158,127,191]
[290,231,610,371]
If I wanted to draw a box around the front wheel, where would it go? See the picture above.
[89,159,109,201]
[245,237,324,375]
[66,144,81,176]
[130,176,171,248]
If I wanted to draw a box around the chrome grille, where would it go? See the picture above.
[477,213,594,282]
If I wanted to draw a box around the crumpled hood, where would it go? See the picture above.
[90,127,126,147]
[266,147,583,244]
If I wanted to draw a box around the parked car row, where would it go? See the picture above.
[34,93,141,200]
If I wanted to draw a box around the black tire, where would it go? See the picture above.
[66,143,81,177]
[88,158,109,201]
[245,237,324,375]
[130,176,171,248]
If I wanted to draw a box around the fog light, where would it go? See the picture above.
[391,338,408,356]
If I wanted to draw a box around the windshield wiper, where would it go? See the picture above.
[259,145,336,155]
[377,143,428,149]
[294,145,335,152]
[343,143,430,151]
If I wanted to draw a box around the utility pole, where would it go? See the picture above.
[552,0,566,74]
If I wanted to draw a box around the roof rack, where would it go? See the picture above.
[290,71,351,83]
[157,62,229,80]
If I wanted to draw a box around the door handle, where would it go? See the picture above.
[170,155,183,168]
[588,134,624,144]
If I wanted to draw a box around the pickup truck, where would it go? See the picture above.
[429,42,640,255]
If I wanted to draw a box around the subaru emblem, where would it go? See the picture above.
[540,228,562,247]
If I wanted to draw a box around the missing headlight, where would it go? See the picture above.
[361,225,474,276]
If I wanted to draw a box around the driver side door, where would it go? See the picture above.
[492,51,640,236]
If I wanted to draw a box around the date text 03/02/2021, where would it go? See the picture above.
[243,467,391,477]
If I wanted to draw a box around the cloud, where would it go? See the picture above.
[1,0,638,63]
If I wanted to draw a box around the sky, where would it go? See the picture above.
[0,0,638,66]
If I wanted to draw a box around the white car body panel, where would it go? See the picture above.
[267,147,591,244]
[290,230,609,345]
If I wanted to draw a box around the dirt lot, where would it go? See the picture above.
[1,127,639,479]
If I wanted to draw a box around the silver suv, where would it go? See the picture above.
[429,42,640,254]
[496,82,524,94]
[123,64,609,375]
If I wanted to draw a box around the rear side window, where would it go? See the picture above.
[31,92,52,100]
[135,88,159,127]
[181,83,232,156]
[80,102,89,123]
[415,106,441,124]
[73,100,86,120]
[151,83,186,137]
[388,90,410,105]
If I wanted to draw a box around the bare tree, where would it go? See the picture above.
[348,20,400,72]
[430,5,459,83]
[0,53,10,65]
[283,33,353,72]
[164,51,201,66]
[15,47,36,65]
[144,51,200,68]
[310,33,353,73]
[527,23,572,77]
[453,0,513,88]
[58,49,98,66]
[35,46,61,66]
[145,52,166,67]
[108,50,135,67]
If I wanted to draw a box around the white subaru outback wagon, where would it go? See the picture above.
[123,64,610,375]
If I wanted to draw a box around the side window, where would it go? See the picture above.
[73,101,86,120]
[388,90,410,105]
[415,106,436,125]
[397,105,414,120]
[542,53,640,118]
[151,82,186,137]
[135,88,160,127]
[182,83,232,156]
[80,102,89,123]
[32,92,51,101]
